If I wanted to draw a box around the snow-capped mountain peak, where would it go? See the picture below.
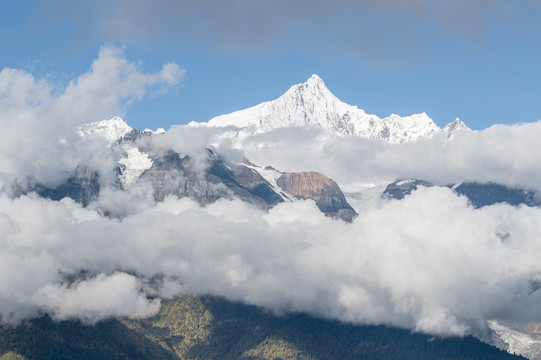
[443,118,470,139]
[77,116,132,142]
[193,75,447,143]
[282,73,336,101]
[444,118,467,132]
[307,73,324,84]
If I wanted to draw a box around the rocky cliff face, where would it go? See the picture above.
[383,179,433,200]
[15,165,103,207]
[382,178,541,209]
[138,150,283,210]
[135,151,357,221]
[453,182,541,208]
[276,171,356,221]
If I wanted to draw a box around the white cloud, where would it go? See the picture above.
[236,122,541,192]
[56,46,184,121]
[35,273,161,323]
[0,45,184,186]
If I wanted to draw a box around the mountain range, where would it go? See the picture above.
[191,74,468,143]
[20,75,532,219]
[7,75,541,359]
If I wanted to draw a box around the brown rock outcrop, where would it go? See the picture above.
[276,171,356,221]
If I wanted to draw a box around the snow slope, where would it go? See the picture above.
[77,116,132,142]
[488,320,541,360]
[77,117,154,188]
[443,118,469,139]
[117,145,153,187]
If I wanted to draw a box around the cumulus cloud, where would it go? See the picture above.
[236,123,541,192]
[0,45,183,186]
[35,273,161,324]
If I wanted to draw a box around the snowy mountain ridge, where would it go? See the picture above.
[77,116,167,143]
[443,118,468,139]
[77,116,133,142]
[79,75,469,145]
[190,74,469,143]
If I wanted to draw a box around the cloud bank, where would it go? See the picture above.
[236,124,541,192]
[1,187,541,335]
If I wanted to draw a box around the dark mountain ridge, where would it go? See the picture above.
[0,296,525,360]
[383,179,541,208]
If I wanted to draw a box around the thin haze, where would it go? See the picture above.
[1,48,541,337]
[46,0,533,62]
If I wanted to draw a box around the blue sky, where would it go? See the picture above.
[1,0,540,131]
